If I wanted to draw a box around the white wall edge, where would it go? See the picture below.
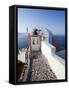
[41,41,65,79]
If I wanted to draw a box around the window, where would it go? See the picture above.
[33,39,35,44]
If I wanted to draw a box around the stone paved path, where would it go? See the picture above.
[29,51,57,81]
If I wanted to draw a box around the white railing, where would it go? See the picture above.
[41,41,65,79]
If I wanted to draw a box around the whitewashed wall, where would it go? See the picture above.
[31,36,40,51]
[41,41,65,79]
[18,50,26,63]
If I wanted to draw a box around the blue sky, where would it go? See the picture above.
[18,8,65,35]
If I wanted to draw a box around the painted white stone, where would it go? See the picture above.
[41,41,65,79]
[31,36,40,51]
[18,49,26,63]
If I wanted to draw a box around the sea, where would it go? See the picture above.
[18,33,28,49]
[18,33,65,59]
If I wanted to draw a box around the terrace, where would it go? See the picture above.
[17,28,65,82]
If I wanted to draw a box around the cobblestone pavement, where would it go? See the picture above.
[29,51,57,81]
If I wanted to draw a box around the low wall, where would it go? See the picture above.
[18,51,30,82]
[41,41,65,79]
[23,51,30,82]
[18,51,26,63]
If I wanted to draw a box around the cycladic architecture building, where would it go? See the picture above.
[28,28,65,79]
